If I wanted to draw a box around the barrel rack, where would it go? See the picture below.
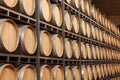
[0,0,120,80]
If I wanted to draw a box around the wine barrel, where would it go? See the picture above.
[101,15,105,26]
[17,25,37,55]
[113,65,116,74]
[0,0,18,8]
[96,65,101,79]
[92,65,97,80]
[0,19,19,52]
[19,0,35,16]
[72,15,80,33]
[103,32,107,43]
[81,42,87,59]
[111,50,114,60]
[99,12,102,25]
[95,27,99,41]
[106,48,109,60]
[86,22,90,38]
[117,64,119,73]
[87,65,93,80]
[110,64,114,75]
[95,9,100,22]
[80,0,85,13]
[40,65,53,80]
[96,46,100,60]
[39,0,52,22]
[85,1,90,16]
[72,0,80,9]
[81,65,88,80]
[86,43,92,59]
[0,64,18,80]
[103,48,107,60]
[105,18,108,28]
[100,65,105,78]
[65,66,73,80]
[80,19,87,36]
[72,40,80,59]
[92,45,97,60]
[112,64,115,74]
[65,0,72,5]
[40,30,52,56]
[107,64,111,75]
[64,11,72,31]
[52,34,63,57]
[91,5,96,19]
[104,64,108,77]
[99,47,103,60]
[52,65,64,80]
[72,66,81,80]
[91,25,96,39]
[65,38,73,59]
[99,29,103,42]
[52,4,62,27]
[108,34,111,45]
[17,64,37,80]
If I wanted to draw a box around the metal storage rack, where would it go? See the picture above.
[0,0,120,79]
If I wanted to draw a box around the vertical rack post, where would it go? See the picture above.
[61,0,66,80]
[35,0,40,80]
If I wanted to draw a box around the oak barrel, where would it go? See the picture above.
[17,25,37,55]
[65,38,73,59]
[19,0,35,16]
[86,22,90,38]
[100,65,105,77]
[72,0,80,9]
[85,1,90,16]
[92,65,97,80]
[91,25,96,39]
[52,65,64,80]
[92,45,97,60]
[81,65,88,80]
[40,65,53,80]
[72,66,81,80]
[64,11,72,31]
[80,0,85,13]
[17,64,37,80]
[65,66,73,80]
[86,43,92,59]
[81,42,87,59]
[51,34,63,57]
[0,64,18,80]
[0,0,18,8]
[65,0,72,5]
[80,19,87,36]
[72,40,80,59]
[96,46,100,60]
[0,19,19,52]
[52,4,62,27]
[72,15,80,33]
[87,65,93,80]
[40,30,52,56]
[96,65,101,79]
[39,0,52,22]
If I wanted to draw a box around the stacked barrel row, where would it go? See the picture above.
[1,63,120,80]
[0,64,37,80]
[1,0,119,37]
[39,64,120,80]
[1,18,120,60]
[0,19,37,55]
[1,0,120,44]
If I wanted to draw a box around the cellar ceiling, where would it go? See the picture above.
[92,0,120,27]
